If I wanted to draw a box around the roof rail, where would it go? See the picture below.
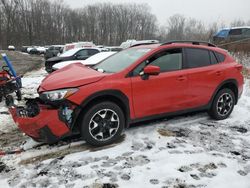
[161,40,216,47]
[130,42,159,48]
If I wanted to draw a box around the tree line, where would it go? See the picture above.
[0,0,249,49]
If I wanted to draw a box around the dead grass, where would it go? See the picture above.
[19,134,126,165]
[19,144,89,165]
[157,128,176,137]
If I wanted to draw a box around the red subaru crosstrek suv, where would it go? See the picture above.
[10,41,244,146]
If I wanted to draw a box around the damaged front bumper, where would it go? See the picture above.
[9,98,79,144]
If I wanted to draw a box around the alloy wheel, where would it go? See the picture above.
[89,109,120,141]
[216,93,233,117]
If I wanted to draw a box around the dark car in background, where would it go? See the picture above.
[45,47,101,73]
[213,26,250,44]
[44,45,64,60]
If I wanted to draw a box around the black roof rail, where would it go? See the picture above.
[161,40,216,47]
[130,42,159,48]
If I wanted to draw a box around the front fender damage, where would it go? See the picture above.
[9,98,79,144]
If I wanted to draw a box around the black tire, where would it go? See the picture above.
[81,101,125,146]
[5,95,14,107]
[208,88,235,120]
[16,90,22,101]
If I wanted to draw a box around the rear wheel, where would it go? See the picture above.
[81,101,125,146]
[208,88,235,120]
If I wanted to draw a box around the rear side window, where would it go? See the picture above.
[214,52,226,63]
[244,29,250,35]
[88,49,99,56]
[229,29,242,35]
[185,48,210,68]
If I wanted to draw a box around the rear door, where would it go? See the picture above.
[184,48,225,108]
[130,48,189,118]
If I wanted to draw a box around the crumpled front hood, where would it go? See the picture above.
[39,63,106,91]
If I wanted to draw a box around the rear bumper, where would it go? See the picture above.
[9,102,73,144]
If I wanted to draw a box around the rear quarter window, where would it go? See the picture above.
[209,51,218,64]
[229,29,243,35]
[214,52,226,63]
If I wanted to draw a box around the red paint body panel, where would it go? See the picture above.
[40,63,106,91]
[9,105,70,139]
[131,69,189,118]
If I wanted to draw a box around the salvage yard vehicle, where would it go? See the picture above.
[45,47,102,73]
[7,45,15,51]
[213,26,250,44]
[45,45,64,60]
[120,39,159,49]
[9,41,243,146]
[63,41,95,52]
[52,52,117,71]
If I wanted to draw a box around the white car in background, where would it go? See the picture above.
[52,51,117,71]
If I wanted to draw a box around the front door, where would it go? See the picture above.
[130,48,189,119]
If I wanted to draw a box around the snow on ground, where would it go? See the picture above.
[0,69,250,188]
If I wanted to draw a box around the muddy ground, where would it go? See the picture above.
[0,51,44,75]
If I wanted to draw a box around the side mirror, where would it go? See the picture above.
[143,65,160,76]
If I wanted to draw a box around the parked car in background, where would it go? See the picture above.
[213,26,250,44]
[105,46,123,52]
[7,45,15,51]
[28,46,46,55]
[63,41,95,52]
[45,47,102,73]
[52,51,117,71]
[21,46,30,53]
[45,45,64,60]
[120,39,159,49]
[10,41,243,146]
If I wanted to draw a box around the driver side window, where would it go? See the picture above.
[133,48,183,76]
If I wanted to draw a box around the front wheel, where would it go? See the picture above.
[81,102,125,146]
[5,95,14,107]
[208,88,235,120]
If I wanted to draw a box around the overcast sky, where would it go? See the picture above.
[64,0,250,25]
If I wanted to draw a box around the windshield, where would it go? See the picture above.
[216,29,229,38]
[93,48,151,73]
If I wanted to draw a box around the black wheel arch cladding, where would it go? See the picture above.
[73,89,130,130]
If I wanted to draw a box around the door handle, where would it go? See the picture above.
[177,75,187,81]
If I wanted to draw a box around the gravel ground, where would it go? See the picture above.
[0,51,44,75]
